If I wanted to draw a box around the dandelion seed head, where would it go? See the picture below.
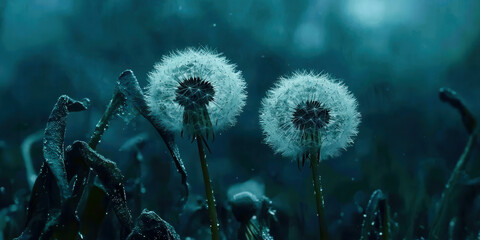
[174,76,215,109]
[146,48,247,136]
[292,100,331,131]
[260,71,360,160]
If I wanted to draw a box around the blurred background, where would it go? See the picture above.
[1,0,480,239]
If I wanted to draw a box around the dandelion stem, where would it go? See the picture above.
[310,147,329,240]
[196,135,220,240]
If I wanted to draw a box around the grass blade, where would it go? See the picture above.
[117,70,189,206]
[43,95,89,201]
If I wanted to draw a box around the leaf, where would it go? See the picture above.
[439,88,477,134]
[126,209,180,240]
[37,139,135,239]
[43,95,90,201]
[360,189,390,240]
[431,88,479,239]
[15,164,59,240]
[117,70,189,206]
[71,141,134,231]
[16,95,89,240]
[79,185,109,240]
[41,143,94,240]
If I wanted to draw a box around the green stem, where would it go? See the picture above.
[89,91,124,149]
[196,136,220,240]
[82,91,124,198]
[310,148,329,240]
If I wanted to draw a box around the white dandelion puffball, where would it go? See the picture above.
[146,48,247,134]
[260,72,360,160]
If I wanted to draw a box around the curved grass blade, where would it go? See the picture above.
[16,96,89,240]
[117,70,189,206]
[40,141,95,239]
[62,76,129,239]
[21,130,43,189]
[43,95,90,201]
[360,189,390,240]
[439,88,477,134]
[430,88,479,239]
[126,209,180,240]
[72,141,134,231]
[45,142,108,239]
[44,139,134,239]
[15,164,59,240]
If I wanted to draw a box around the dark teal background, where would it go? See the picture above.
[0,1,479,239]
